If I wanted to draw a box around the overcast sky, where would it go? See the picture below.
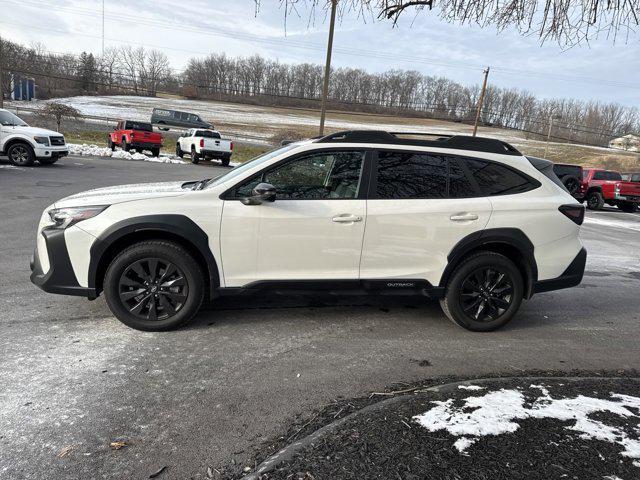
[1,0,639,106]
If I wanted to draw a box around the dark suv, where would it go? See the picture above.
[150,108,212,130]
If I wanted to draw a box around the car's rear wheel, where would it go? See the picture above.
[586,191,604,210]
[440,252,524,332]
[103,241,205,331]
[221,155,231,167]
[618,202,638,213]
[176,143,183,158]
[7,142,35,166]
[190,147,200,164]
[560,174,580,195]
[151,147,160,157]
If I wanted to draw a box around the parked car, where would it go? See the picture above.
[30,130,586,332]
[0,108,68,166]
[176,129,233,166]
[109,120,163,157]
[579,168,640,212]
[151,108,212,130]
[552,163,584,198]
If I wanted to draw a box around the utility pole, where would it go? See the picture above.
[544,114,562,157]
[472,67,490,137]
[0,36,4,108]
[318,0,337,136]
[101,0,105,57]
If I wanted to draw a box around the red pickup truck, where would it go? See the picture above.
[108,120,163,157]
[580,168,640,212]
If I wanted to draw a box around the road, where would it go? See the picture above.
[1,155,639,480]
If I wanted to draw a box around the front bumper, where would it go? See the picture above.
[33,145,69,159]
[533,247,587,294]
[30,228,96,298]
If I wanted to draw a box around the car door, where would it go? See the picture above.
[359,150,492,286]
[220,149,369,287]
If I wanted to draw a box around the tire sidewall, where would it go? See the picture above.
[587,191,603,210]
[444,253,524,332]
[8,142,35,166]
[103,242,204,331]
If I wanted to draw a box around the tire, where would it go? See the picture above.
[176,143,183,158]
[38,157,59,165]
[7,142,35,166]
[221,155,231,167]
[560,175,580,195]
[151,147,160,157]
[190,148,200,164]
[440,251,524,332]
[586,191,604,210]
[122,138,130,152]
[618,202,638,213]
[108,137,115,151]
[103,241,205,331]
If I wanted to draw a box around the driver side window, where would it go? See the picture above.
[233,151,365,200]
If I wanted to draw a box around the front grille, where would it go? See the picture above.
[50,136,66,146]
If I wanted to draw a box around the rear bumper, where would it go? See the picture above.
[533,247,586,294]
[30,228,96,298]
[201,149,231,158]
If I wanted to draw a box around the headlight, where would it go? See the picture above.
[34,136,50,146]
[48,205,109,229]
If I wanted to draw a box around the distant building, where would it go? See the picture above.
[10,74,36,101]
[609,134,640,152]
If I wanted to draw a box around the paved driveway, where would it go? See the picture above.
[1,156,638,479]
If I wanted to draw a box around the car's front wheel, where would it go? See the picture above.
[440,252,524,332]
[7,142,35,166]
[103,241,205,331]
[618,202,638,213]
[586,191,604,210]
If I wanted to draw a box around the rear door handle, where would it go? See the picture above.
[450,213,479,222]
[332,214,362,223]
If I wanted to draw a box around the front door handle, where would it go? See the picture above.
[332,214,362,223]
[450,213,479,222]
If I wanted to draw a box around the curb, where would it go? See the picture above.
[238,375,640,480]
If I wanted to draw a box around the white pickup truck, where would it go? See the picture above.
[176,129,233,166]
[0,109,69,166]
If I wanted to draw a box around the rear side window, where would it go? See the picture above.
[376,152,448,199]
[593,171,622,181]
[632,174,640,182]
[465,159,537,196]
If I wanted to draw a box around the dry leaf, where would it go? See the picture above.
[58,446,74,458]
[110,441,127,450]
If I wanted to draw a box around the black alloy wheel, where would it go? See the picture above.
[459,267,514,322]
[118,257,188,322]
[8,143,35,166]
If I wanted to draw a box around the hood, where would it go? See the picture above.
[54,181,190,208]
[8,125,63,137]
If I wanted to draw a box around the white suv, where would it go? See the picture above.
[30,131,586,332]
[0,109,69,166]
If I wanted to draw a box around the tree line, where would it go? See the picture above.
[1,37,637,146]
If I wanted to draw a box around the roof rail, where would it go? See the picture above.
[316,130,522,156]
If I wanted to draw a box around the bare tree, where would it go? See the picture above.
[256,0,640,46]
[37,102,82,131]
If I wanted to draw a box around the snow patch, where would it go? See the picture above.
[453,437,477,453]
[413,385,640,465]
[457,385,485,391]
[67,143,183,164]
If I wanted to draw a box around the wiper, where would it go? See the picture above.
[194,178,211,190]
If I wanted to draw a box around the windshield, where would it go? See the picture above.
[0,110,28,127]
[204,143,301,189]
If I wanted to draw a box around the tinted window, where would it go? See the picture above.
[376,152,448,199]
[593,171,622,181]
[235,151,364,200]
[196,130,221,139]
[124,121,152,132]
[465,159,536,196]
[632,174,640,182]
[448,158,477,198]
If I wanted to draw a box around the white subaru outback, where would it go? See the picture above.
[30,130,586,332]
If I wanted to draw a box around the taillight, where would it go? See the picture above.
[200,138,204,148]
[230,142,234,151]
[559,204,585,225]
[130,133,134,139]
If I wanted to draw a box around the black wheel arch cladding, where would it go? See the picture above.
[439,228,538,298]
[88,214,220,297]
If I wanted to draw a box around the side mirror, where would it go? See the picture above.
[240,183,277,205]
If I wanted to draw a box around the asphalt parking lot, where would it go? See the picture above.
[1,155,639,480]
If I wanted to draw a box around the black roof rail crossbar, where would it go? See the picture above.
[316,130,522,156]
